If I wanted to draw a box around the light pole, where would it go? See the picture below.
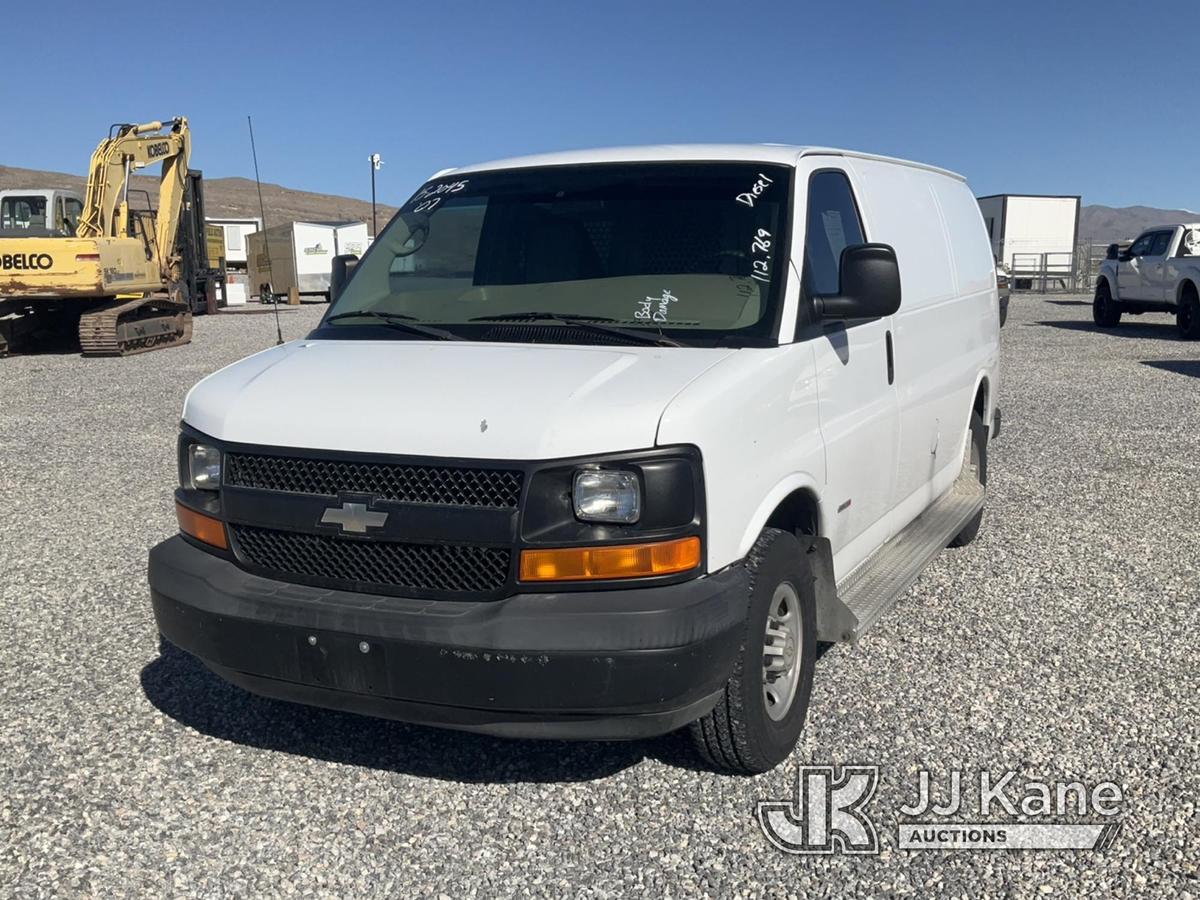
[369,153,383,236]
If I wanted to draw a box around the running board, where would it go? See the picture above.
[835,481,984,641]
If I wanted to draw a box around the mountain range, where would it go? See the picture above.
[1077,205,1198,243]
[0,165,399,235]
[1,163,1192,243]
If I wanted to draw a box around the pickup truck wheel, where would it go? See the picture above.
[1177,285,1200,339]
[949,411,988,547]
[1093,281,1121,327]
[689,527,816,774]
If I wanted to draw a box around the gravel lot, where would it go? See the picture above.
[2,296,1197,897]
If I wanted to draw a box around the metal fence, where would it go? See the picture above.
[1009,243,1112,294]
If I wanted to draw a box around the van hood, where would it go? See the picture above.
[183,339,736,460]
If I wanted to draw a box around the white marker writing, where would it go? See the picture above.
[736,173,775,207]
[634,289,679,323]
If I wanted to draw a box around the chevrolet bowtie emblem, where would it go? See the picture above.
[320,502,388,534]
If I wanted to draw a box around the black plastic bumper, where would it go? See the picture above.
[148,536,747,739]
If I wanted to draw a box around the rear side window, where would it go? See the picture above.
[1149,231,1172,256]
[803,171,865,296]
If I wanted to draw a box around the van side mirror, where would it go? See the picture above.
[813,243,902,320]
[1106,243,1120,260]
[330,254,360,303]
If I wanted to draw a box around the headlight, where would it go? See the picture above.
[187,444,222,490]
[573,469,641,524]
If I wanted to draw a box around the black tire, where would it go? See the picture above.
[1177,285,1200,340]
[1093,280,1121,327]
[949,411,988,547]
[689,527,816,774]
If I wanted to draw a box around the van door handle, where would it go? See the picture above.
[885,330,895,385]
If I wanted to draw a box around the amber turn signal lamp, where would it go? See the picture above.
[176,501,228,550]
[519,536,701,582]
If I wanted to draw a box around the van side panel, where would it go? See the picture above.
[847,159,998,536]
[936,178,1000,298]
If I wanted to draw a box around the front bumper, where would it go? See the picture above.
[148,536,747,739]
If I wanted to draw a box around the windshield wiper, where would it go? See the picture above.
[324,310,458,341]
[469,311,685,347]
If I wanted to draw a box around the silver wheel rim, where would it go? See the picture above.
[762,582,802,721]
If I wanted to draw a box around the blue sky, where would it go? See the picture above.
[5,0,1197,211]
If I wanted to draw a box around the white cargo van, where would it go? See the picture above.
[150,145,1001,773]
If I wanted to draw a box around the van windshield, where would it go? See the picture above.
[318,162,792,346]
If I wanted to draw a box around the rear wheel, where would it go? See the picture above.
[1093,280,1121,327]
[689,527,816,774]
[949,411,988,547]
[1177,285,1200,339]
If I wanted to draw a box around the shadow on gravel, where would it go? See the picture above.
[1042,299,1090,306]
[1142,360,1200,379]
[140,640,704,782]
[1031,319,1184,340]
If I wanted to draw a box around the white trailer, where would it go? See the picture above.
[246,221,370,301]
[206,217,262,305]
[206,217,262,266]
[976,194,1080,281]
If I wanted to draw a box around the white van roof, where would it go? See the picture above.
[440,144,966,183]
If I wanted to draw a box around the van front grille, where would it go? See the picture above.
[230,525,511,595]
[225,453,523,509]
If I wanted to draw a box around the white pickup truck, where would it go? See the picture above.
[1094,224,1200,338]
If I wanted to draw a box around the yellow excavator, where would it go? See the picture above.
[0,117,222,356]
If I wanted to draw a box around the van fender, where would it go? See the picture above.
[737,473,825,560]
[944,369,990,480]
[736,474,858,644]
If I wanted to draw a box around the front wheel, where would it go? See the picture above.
[1093,281,1121,327]
[1177,286,1200,340]
[689,528,816,774]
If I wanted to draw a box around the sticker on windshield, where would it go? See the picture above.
[635,288,679,323]
[405,179,469,213]
[736,173,775,208]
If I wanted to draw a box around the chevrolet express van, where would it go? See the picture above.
[150,145,1001,773]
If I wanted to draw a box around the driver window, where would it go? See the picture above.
[802,171,866,297]
[1148,231,1172,257]
[1127,233,1154,257]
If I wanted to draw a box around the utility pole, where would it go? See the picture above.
[369,153,383,236]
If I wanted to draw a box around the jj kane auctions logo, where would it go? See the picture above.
[757,766,1124,854]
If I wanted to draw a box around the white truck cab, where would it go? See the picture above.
[0,188,85,236]
[149,145,1001,772]
[1095,224,1200,338]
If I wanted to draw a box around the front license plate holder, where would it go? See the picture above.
[297,631,389,695]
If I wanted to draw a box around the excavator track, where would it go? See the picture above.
[78,295,193,357]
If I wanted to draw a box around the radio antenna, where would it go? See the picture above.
[247,115,283,346]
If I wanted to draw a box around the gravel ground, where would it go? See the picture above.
[1,297,1197,898]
